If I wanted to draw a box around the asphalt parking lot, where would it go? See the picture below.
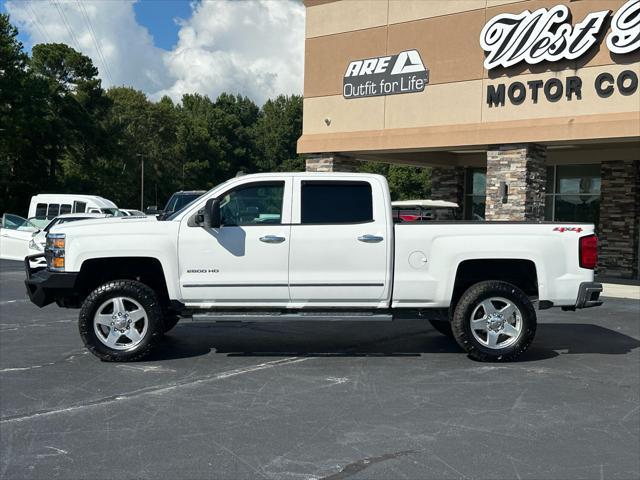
[1,259,639,480]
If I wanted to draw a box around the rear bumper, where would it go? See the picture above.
[561,281,603,311]
[24,254,78,308]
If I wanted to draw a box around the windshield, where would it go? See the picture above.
[2,214,38,231]
[164,193,203,213]
[164,195,202,221]
[101,208,125,216]
[165,181,230,221]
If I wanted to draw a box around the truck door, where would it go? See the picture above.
[288,177,391,306]
[178,179,292,305]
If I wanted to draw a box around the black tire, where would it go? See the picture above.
[162,315,180,334]
[428,319,454,338]
[79,280,163,362]
[451,280,536,362]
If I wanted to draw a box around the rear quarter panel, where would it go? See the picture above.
[392,223,595,308]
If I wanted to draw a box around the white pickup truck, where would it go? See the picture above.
[25,172,603,362]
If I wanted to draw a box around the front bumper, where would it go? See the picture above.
[24,254,78,308]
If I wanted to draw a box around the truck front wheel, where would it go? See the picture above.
[451,280,536,362]
[79,280,163,362]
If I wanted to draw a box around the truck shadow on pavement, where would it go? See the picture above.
[146,321,640,363]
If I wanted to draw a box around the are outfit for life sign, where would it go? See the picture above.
[342,50,429,99]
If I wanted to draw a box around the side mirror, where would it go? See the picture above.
[203,198,221,229]
[145,205,159,215]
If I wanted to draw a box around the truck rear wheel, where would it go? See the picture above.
[79,280,163,362]
[451,280,536,362]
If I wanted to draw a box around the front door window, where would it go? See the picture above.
[220,183,284,226]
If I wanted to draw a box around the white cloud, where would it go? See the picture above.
[155,0,305,104]
[5,0,169,93]
[4,0,305,105]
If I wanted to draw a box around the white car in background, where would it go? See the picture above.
[391,199,460,222]
[27,213,109,265]
[0,214,39,261]
[120,209,147,217]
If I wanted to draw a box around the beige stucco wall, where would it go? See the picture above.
[299,0,640,154]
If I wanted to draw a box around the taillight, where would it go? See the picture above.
[579,235,597,269]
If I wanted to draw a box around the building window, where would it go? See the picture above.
[35,203,47,219]
[545,164,601,225]
[46,204,60,220]
[464,168,486,220]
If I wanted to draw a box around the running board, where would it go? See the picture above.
[190,311,393,323]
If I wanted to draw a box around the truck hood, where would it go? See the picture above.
[47,215,173,239]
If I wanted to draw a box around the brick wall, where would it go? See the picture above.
[485,144,547,221]
[431,167,464,208]
[598,160,640,279]
[305,154,359,172]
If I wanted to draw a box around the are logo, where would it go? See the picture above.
[343,50,429,99]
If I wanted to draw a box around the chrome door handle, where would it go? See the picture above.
[259,235,286,244]
[357,234,384,243]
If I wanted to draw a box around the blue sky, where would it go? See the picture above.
[131,0,192,50]
[1,0,304,104]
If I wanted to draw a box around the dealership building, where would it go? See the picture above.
[297,0,640,279]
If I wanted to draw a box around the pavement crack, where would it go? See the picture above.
[0,357,308,424]
[319,450,417,480]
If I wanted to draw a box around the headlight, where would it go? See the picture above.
[29,239,44,252]
[45,233,65,271]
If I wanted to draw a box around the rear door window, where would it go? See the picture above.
[301,181,373,224]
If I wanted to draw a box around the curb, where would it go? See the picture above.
[601,283,640,300]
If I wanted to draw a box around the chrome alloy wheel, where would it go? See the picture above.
[470,296,523,349]
[93,297,149,350]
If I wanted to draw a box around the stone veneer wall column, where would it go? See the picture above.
[305,154,360,172]
[598,160,640,279]
[431,167,465,208]
[485,144,547,221]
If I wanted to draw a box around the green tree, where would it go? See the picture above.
[253,94,304,172]
[96,88,182,209]
[176,93,225,190]
[0,14,50,215]
[358,161,431,200]
[29,43,111,184]
[212,93,260,175]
